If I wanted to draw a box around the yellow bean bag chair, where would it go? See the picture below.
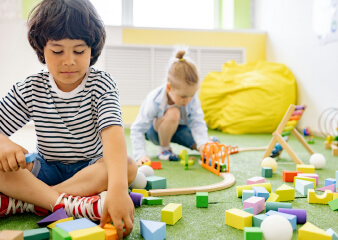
[199,61,297,134]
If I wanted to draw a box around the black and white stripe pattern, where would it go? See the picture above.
[0,68,122,163]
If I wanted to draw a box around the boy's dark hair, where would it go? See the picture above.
[27,0,106,66]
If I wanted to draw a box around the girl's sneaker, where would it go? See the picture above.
[157,149,179,161]
[0,193,48,217]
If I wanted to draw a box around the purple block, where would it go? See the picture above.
[297,173,319,185]
[130,192,143,207]
[243,196,265,215]
[278,208,307,224]
[37,208,68,227]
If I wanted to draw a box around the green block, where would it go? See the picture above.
[145,196,163,205]
[328,198,338,211]
[262,167,272,178]
[23,228,50,240]
[52,227,71,240]
[243,207,253,214]
[265,202,292,212]
[244,227,263,240]
[146,176,167,190]
[196,192,208,208]
[252,214,268,227]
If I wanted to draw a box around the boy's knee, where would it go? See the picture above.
[164,107,180,122]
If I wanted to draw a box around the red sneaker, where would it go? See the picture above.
[0,193,48,217]
[53,191,106,221]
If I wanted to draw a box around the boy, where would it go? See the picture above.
[0,0,136,238]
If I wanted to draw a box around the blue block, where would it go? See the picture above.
[252,186,269,201]
[242,190,255,202]
[140,219,166,240]
[252,214,268,227]
[25,153,37,163]
[325,178,336,187]
[55,218,97,232]
[266,210,297,230]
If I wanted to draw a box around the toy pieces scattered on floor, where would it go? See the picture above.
[23,228,49,240]
[140,219,166,240]
[37,208,68,227]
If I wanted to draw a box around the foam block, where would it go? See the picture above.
[317,184,336,192]
[150,161,161,169]
[326,228,338,240]
[308,189,333,204]
[297,173,319,185]
[278,208,307,224]
[37,208,68,227]
[252,186,269,201]
[265,210,297,230]
[252,214,268,227]
[103,224,117,240]
[296,164,315,173]
[324,178,336,186]
[131,189,149,198]
[243,196,265,215]
[236,183,272,197]
[69,226,105,240]
[328,198,338,211]
[294,176,317,188]
[196,192,208,208]
[266,192,280,202]
[161,203,182,225]
[246,176,265,185]
[283,170,302,182]
[52,227,71,240]
[243,207,253,214]
[146,176,167,190]
[130,192,143,206]
[261,167,272,178]
[298,222,331,240]
[242,190,255,202]
[144,197,163,205]
[295,179,314,196]
[23,228,49,240]
[244,227,263,240]
[265,202,292,212]
[140,220,166,240]
[55,218,97,232]
[25,153,37,163]
[275,184,295,201]
[0,230,23,240]
[224,208,253,230]
[47,217,73,229]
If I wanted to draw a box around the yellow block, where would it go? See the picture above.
[296,164,315,173]
[47,217,74,229]
[298,222,331,240]
[143,161,151,166]
[308,190,333,204]
[69,226,105,240]
[333,192,338,200]
[161,203,182,225]
[294,176,317,188]
[266,192,280,203]
[132,189,149,198]
[275,184,295,201]
[236,183,272,197]
[225,208,253,230]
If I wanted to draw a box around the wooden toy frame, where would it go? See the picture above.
[261,104,315,165]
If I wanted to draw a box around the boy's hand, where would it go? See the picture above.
[100,189,135,239]
[0,134,28,172]
[136,156,151,166]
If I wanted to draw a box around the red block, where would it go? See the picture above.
[283,170,302,182]
[151,161,162,169]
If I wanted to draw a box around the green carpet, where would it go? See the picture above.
[1,129,337,239]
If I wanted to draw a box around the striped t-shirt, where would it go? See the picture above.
[0,67,122,163]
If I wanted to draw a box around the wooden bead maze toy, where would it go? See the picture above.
[262,104,315,164]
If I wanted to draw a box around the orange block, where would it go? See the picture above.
[151,161,161,170]
[103,224,117,240]
[282,170,302,182]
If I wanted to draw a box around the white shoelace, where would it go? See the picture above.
[54,191,106,221]
[6,197,35,215]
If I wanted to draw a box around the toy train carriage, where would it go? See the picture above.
[201,142,230,175]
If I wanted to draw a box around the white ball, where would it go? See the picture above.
[138,165,155,177]
[261,157,277,172]
[309,153,326,169]
[129,171,147,189]
[260,215,293,240]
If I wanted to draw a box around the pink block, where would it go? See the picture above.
[243,196,265,215]
[297,173,319,185]
[246,176,265,185]
[317,184,336,192]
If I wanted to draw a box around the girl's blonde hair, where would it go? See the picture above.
[168,50,199,87]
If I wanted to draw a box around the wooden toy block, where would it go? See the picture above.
[144,196,163,205]
[296,164,315,173]
[297,173,319,185]
[103,224,117,240]
[244,227,263,240]
[308,189,333,204]
[224,208,253,230]
[252,186,269,201]
[150,161,161,169]
[242,190,255,202]
[317,184,335,192]
[37,208,68,227]
[295,179,314,196]
[146,176,167,190]
[278,208,307,224]
[132,189,149,197]
[266,192,279,203]
[275,184,295,201]
[25,153,37,163]
[161,203,182,225]
[326,228,338,240]
[252,214,267,227]
[196,192,208,208]
[23,228,49,240]
[328,198,338,211]
[47,217,73,229]
[266,210,297,230]
[55,218,97,232]
[282,170,302,182]
[243,207,253,214]
[324,178,336,186]
[69,226,105,240]
[140,219,166,240]
[298,222,331,240]
[261,167,272,178]
[236,182,272,198]
[243,196,265,215]
[265,202,292,212]
[246,176,265,185]
[294,176,317,188]
[52,227,71,240]
[0,230,23,240]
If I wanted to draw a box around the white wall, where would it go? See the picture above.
[253,0,338,135]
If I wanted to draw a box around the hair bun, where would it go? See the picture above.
[175,50,186,60]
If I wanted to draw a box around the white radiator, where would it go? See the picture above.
[105,45,245,105]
